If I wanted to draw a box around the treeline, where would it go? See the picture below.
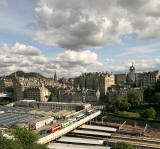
[144,79,160,104]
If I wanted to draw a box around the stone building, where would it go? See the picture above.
[107,84,142,103]
[114,64,159,89]
[0,78,13,93]
[74,72,115,98]
[24,85,51,102]
[16,100,91,111]
[53,87,100,104]
[13,78,24,101]
[12,76,51,102]
[127,63,136,85]
[136,71,159,88]
[115,74,127,85]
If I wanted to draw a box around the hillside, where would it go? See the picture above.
[7,71,47,79]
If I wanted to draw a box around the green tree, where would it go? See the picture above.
[1,129,47,149]
[0,133,23,149]
[12,127,39,148]
[154,92,160,105]
[144,87,155,103]
[141,107,156,119]
[155,79,160,92]
[26,144,47,149]
[128,90,143,107]
[115,97,131,111]
[112,142,134,149]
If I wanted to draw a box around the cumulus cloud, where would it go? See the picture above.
[0,43,102,77]
[11,43,42,56]
[0,0,7,6]
[53,50,102,68]
[30,0,160,51]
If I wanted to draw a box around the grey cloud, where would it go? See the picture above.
[31,0,160,50]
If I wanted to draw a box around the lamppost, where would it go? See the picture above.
[102,116,106,125]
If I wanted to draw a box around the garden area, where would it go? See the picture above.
[103,80,160,122]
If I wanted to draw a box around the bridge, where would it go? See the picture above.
[37,110,101,144]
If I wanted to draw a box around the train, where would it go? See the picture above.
[86,109,94,115]
[50,125,62,133]
[40,109,95,135]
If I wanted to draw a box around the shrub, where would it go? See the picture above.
[141,107,156,119]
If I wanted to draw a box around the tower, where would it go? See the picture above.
[54,71,57,81]
[128,63,136,85]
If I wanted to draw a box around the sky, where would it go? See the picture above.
[0,0,160,78]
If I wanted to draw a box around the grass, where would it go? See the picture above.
[115,111,140,118]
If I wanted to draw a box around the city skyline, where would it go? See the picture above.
[0,0,160,77]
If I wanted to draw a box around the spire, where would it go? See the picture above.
[54,71,57,81]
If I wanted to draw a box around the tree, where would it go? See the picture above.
[155,79,160,92]
[141,107,156,119]
[12,127,39,148]
[0,128,47,149]
[144,87,155,103]
[115,97,131,111]
[112,142,134,149]
[154,92,160,105]
[128,90,143,107]
[0,133,23,149]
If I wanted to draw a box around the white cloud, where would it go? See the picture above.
[0,43,102,77]
[106,58,114,63]
[0,0,7,6]
[54,50,102,68]
[106,58,160,74]
[117,42,160,57]
[0,42,159,77]
[11,43,42,56]
[30,0,160,51]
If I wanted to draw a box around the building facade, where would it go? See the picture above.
[115,74,127,85]
[128,64,136,85]
[0,78,13,93]
[24,85,51,102]
[16,100,91,111]
[74,72,115,98]
[136,71,159,88]
[12,76,51,102]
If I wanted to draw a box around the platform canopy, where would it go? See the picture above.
[0,93,8,98]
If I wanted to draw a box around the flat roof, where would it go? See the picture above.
[72,130,111,137]
[0,113,32,128]
[48,143,110,149]
[28,116,53,123]
[0,93,8,97]
[58,136,104,145]
[82,125,117,132]
[18,100,90,105]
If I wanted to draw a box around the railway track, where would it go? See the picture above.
[112,134,160,144]
[106,134,160,148]
[68,132,160,148]
[107,138,160,149]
